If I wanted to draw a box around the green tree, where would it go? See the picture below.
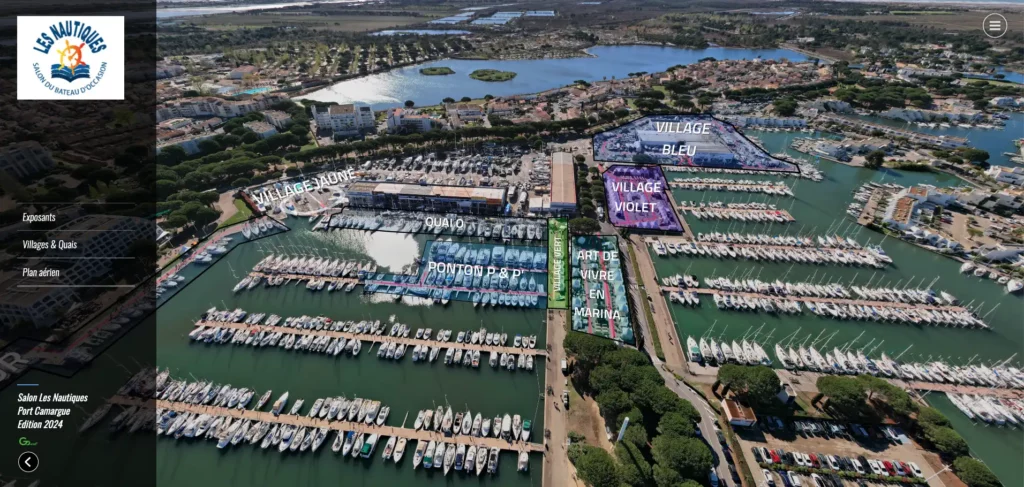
[924,425,969,457]
[596,389,632,420]
[404,100,415,108]
[917,407,951,428]
[817,376,867,414]
[652,435,713,481]
[569,217,601,234]
[616,442,653,487]
[442,97,455,104]
[575,445,621,487]
[773,98,798,116]
[953,457,1002,487]
[657,411,696,438]
[865,150,886,169]
[157,145,188,166]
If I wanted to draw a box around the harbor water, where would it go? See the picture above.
[928,393,1022,487]
[654,130,1022,483]
[155,223,547,487]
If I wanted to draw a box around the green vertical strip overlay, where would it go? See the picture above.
[547,217,569,309]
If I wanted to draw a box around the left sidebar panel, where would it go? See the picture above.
[0,1,157,486]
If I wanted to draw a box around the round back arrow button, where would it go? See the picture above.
[18,451,39,473]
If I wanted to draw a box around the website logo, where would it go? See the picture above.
[17,16,124,100]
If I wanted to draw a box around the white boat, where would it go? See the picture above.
[518,451,529,472]
[393,437,407,463]
[1008,279,1023,294]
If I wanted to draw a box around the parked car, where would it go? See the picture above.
[908,461,924,478]
[728,464,740,482]
[709,468,720,487]
[752,447,764,463]
[787,471,803,487]
[716,430,727,445]
[851,458,866,475]
[762,469,776,487]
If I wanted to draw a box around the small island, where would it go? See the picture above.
[420,67,455,76]
[469,69,517,82]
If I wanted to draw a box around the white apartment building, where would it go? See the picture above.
[0,275,76,328]
[986,166,1024,186]
[385,108,434,133]
[263,110,293,129]
[46,215,153,286]
[311,103,375,135]
[0,141,56,180]
[156,94,289,122]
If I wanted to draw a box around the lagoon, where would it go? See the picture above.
[297,45,809,110]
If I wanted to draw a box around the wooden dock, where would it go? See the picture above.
[109,396,544,454]
[667,180,792,194]
[676,206,795,223]
[249,271,359,285]
[195,319,549,358]
[649,236,880,256]
[658,286,970,313]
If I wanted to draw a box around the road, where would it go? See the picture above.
[619,237,731,484]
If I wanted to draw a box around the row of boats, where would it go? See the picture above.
[240,216,286,240]
[697,277,986,327]
[662,162,824,182]
[707,292,985,328]
[652,240,890,268]
[694,232,867,250]
[669,178,794,196]
[189,236,232,266]
[428,239,548,269]
[686,336,1024,389]
[317,212,547,242]
[252,254,379,278]
[193,310,541,372]
[947,393,1024,426]
[135,371,529,475]
[89,369,532,475]
[680,207,793,223]
[959,261,1024,294]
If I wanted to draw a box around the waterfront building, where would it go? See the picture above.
[345,182,507,214]
[156,94,289,122]
[447,103,484,124]
[243,121,279,139]
[47,215,153,285]
[312,103,375,135]
[487,101,516,118]
[882,196,918,230]
[989,97,1020,108]
[986,166,1024,187]
[385,108,434,133]
[722,399,757,427]
[263,110,294,130]
[0,141,55,180]
[0,274,76,328]
[807,99,853,113]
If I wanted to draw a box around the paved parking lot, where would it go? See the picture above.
[732,418,948,487]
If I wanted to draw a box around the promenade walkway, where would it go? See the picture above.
[676,206,795,223]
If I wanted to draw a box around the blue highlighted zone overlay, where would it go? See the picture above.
[363,239,549,309]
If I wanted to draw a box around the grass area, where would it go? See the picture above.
[190,14,431,32]
[469,69,517,82]
[420,66,455,76]
[217,198,253,229]
[890,10,955,15]
[627,244,665,361]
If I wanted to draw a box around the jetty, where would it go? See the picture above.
[677,206,795,223]
[668,179,793,196]
[658,287,972,313]
[109,396,544,454]
[194,319,549,358]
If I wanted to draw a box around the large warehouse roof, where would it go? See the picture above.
[551,152,577,206]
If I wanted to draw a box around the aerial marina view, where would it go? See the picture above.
[5,2,1024,487]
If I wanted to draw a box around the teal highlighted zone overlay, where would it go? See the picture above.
[364,239,549,309]
[547,218,569,309]
[570,235,634,344]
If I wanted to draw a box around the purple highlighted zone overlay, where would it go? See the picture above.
[603,165,683,232]
[592,114,800,173]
